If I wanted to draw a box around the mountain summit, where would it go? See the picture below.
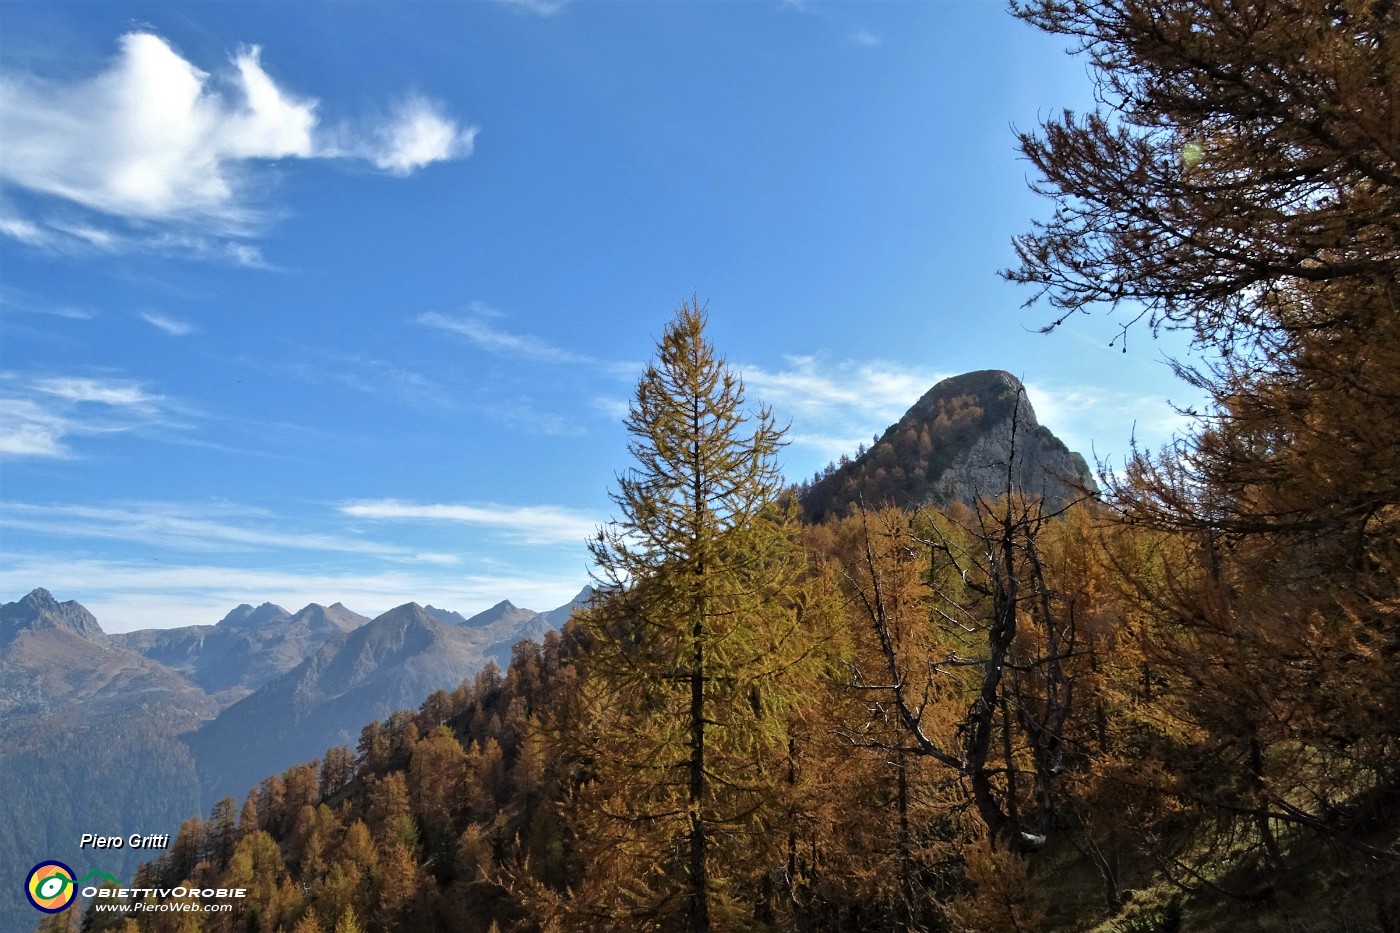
[0,587,108,644]
[117,601,371,703]
[802,370,1096,521]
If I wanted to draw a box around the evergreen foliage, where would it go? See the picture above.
[568,301,820,931]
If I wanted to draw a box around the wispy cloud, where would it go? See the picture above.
[735,356,1193,469]
[31,376,159,406]
[1022,381,1195,463]
[419,306,640,379]
[0,216,274,265]
[850,28,881,47]
[281,352,457,411]
[341,499,601,546]
[492,0,569,15]
[0,399,70,458]
[374,96,477,174]
[0,288,96,319]
[418,309,596,366]
[0,500,458,563]
[322,95,477,176]
[0,373,169,457]
[742,355,946,426]
[482,396,589,437]
[0,31,476,258]
[138,311,195,336]
[627,355,947,467]
[590,396,630,421]
[0,215,49,246]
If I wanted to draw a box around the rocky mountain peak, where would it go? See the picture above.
[460,599,537,629]
[219,604,257,627]
[0,588,107,643]
[217,602,291,630]
[801,369,1097,521]
[292,602,370,633]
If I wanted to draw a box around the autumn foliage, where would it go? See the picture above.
[70,0,1400,930]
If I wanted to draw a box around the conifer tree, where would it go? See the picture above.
[333,907,363,933]
[290,909,323,933]
[571,300,816,932]
[1009,0,1400,895]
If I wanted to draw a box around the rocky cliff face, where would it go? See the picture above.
[802,370,1096,521]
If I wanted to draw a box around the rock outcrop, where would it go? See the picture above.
[802,370,1096,521]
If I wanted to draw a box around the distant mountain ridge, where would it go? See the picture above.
[117,600,371,703]
[0,585,591,933]
[802,369,1097,521]
[190,601,514,800]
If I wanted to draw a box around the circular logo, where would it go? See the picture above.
[25,861,76,913]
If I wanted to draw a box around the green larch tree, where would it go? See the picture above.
[568,300,818,932]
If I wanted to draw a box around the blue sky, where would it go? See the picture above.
[0,1,1198,631]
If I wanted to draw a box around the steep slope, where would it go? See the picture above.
[189,601,536,800]
[802,369,1097,521]
[536,585,594,630]
[460,598,542,630]
[0,588,215,733]
[0,590,214,933]
[116,622,214,673]
[481,585,594,665]
[427,587,593,665]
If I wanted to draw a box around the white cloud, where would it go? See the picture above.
[850,29,881,47]
[418,309,595,365]
[0,31,476,254]
[341,499,601,546]
[31,376,159,406]
[0,373,169,458]
[493,0,569,15]
[787,430,870,462]
[371,98,477,176]
[736,357,1194,473]
[590,396,630,421]
[0,215,50,246]
[0,500,458,563]
[0,400,69,457]
[0,34,310,226]
[742,355,946,426]
[138,311,195,336]
[1022,381,1196,462]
